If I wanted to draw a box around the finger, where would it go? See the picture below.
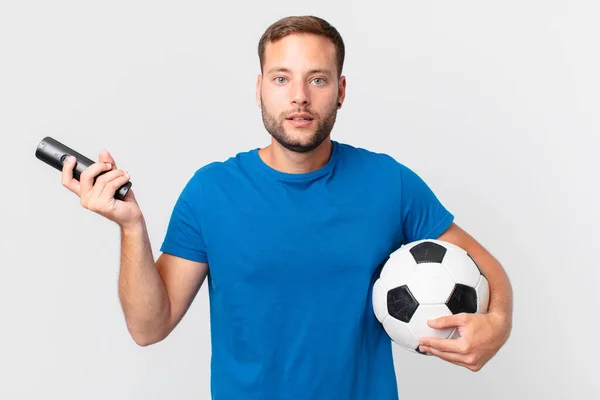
[94,170,130,200]
[428,313,469,330]
[80,161,114,202]
[419,337,467,354]
[61,156,81,196]
[88,169,127,198]
[98,150,117,169]
[419,345,471,368]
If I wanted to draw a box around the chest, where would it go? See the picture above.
[202,181,401,291]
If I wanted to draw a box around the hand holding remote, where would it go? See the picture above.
[59,146,143,229]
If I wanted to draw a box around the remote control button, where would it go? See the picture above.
[60,154,70,165]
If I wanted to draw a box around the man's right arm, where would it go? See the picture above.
[119,217,209,346]
[60,150,208,347]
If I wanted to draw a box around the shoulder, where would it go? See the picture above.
[186,148,255,188]
[335,141,411,178]
[337,141,401,165]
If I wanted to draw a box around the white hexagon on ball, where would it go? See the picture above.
[407,263,455,305]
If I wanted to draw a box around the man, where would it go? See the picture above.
[61,15,512,400]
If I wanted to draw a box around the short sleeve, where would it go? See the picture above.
[159,173,208,263]
[399,164,454,244]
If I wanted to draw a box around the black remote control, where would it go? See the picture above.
[35,136,132,201]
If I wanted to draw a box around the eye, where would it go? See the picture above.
[312,77,326,85]
[274,77,287,84]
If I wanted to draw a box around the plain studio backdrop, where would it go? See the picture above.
[1,0,598,399]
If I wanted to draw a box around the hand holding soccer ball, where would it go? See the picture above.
[372,239,492,370]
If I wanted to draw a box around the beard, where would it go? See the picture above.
[260,98,338,153]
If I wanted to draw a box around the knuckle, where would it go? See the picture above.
[469,363,481,372]
[466,354,478,366]
[96,174,108,185]
[103,177,115,189]
[114,173,128,186]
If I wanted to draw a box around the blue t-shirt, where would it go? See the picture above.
[160,140,454,400]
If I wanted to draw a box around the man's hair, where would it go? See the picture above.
[258,16,345,77]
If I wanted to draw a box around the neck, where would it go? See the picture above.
[258,138,333,174]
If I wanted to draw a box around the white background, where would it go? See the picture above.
[1,0,599,398]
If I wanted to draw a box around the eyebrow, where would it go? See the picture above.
[266,67,333,76]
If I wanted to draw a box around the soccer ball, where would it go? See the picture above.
[372,239,489,355]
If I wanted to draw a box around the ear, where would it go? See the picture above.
[256,74,263,109]
[337,75,347,108]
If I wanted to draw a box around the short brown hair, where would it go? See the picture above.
[258,16,345,77]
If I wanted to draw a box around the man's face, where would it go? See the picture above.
[256,33,346,153]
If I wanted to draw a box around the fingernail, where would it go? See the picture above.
[106,163,112,168]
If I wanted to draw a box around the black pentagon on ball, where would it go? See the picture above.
[387,285,419,323]
[415,346,429,356]
[410,241,447,264]
[446,284,478,314]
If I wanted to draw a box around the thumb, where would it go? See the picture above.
[98,150,117,169]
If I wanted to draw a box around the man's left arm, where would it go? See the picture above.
[418,222,513,371]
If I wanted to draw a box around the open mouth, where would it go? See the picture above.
[286,117,314,121]
[286,113,314,126]
[286,117,314,127]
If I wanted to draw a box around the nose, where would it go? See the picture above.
[290,81,310,107]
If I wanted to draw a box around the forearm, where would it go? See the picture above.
[488,264,512,315]
[480,253,513,338]
[118,217,171,345]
